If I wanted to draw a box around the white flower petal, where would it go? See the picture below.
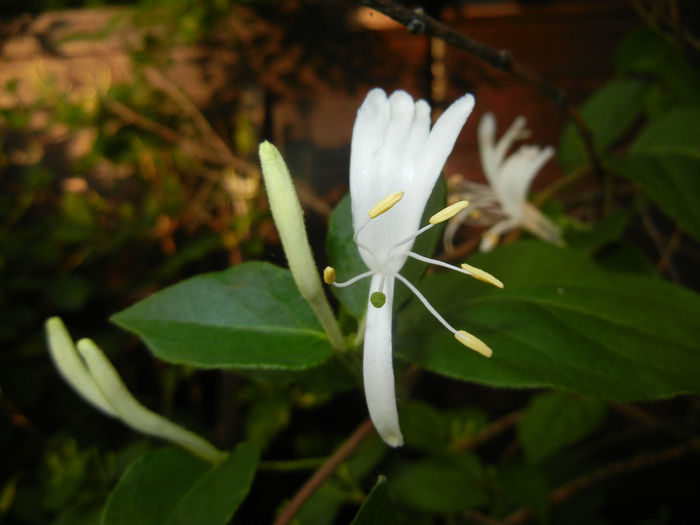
[477,112,498,185]
[493,115,528,171]
[351,88,390,228]
[416,94,475,200]
[363,275,403,447]
[402,99,431,176]
[498,145,554,218]
[384,91,415,147]
[522,202,564,245]
[479,218,520,251]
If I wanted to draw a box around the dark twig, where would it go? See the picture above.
[640,207,682,283]
[657,227,683,281]
[0,386,42,438]
[272,418,375,525]
[438,236,480,263]
[358,0,602,177]
[501,439,700,524]
[143,67,252,174]
[105,99,226,166]
[451,409,524,452]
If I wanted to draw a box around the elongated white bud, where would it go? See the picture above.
[259,141,345,351]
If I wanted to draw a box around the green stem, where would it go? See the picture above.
[258,457,326,472]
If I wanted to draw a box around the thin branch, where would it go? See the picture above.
[272,418,375,525]
[0,386,42,438]
[640,206,682,283]
[501,439,700,525]
[657,227,683,281]
[259,457,327,472]
[105,99,226,165]
[143,67,252,173]
[631,0,700,53]
[609,402,660,428]
[451,409,524,453]
[438,236,480,263]
[533,166,590,207]
[358,0,602,177]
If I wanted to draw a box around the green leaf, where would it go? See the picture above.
[326,195,367,319]
[244,393,291,450]
[565,211,629,254]
[398,400,448,453]
[495,463,550,524]
[518,391,607,463]
[167,443,259,525]
[593,241,658,276]
[396,241,700,400]
[390,454,487,513]
[610,108,700,242]
[111,262,334,369]
[102,443,259,525]
[326,179,446,319]
[616,28,700,108]
[350,477,396,525]
[558,79,648,172]
[629,107,700,157]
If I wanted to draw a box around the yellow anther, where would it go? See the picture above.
[368,191,404,218]
[454,330,493,358]
[460,263,504,288]
[429,200,470,224]
[470,209,483,219]
[323,266,336,285]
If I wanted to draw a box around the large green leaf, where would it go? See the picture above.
[610,107,700,242]
[558,78,648,172]
[111,262,334,369]
[326,179,446,319]
[396,242,700,400]
[102,443,259,525]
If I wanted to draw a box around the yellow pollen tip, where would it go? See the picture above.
[455,330,493,358]
[323,266,336,285]
[368,191,404,218]
[460,263,504,289]
[429,200,470,224]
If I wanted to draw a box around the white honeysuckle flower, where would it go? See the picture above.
[45,317,226,463]
[324,89,503,447]
[444,113,562,252]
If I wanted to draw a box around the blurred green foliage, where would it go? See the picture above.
[1,2,268,522]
